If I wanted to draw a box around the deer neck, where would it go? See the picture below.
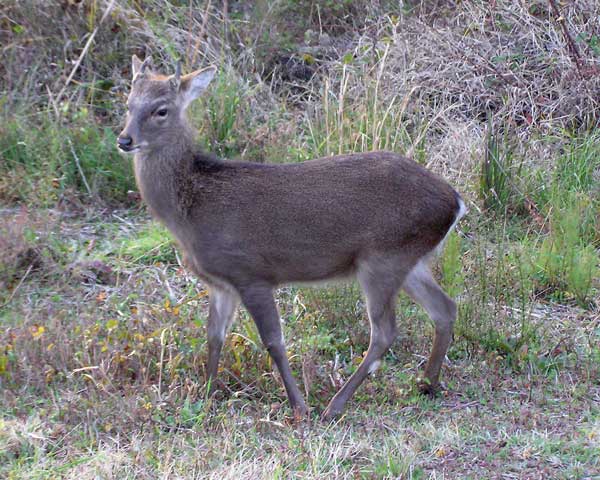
[133,133,198,225]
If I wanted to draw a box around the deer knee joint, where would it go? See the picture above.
[207,330,225,345]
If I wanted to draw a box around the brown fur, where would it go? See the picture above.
[118,57,465,420]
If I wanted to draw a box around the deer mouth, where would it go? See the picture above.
[117,143,141,153]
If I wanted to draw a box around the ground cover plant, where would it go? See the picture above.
[1,1,599,478]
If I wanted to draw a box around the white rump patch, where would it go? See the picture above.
[435,195,467,255]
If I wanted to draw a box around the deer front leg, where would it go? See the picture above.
[239,285,308,417]
[206,286,239,393]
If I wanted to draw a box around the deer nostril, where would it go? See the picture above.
[118,135,132,146]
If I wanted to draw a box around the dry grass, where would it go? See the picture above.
[3,373,598,479]
[387,1,600,130]
[4,1,600,132]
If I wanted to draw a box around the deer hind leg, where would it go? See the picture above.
[206,285,239,392]
[402,260,457,395]
[322,262,406,420]
[238,285,308,417]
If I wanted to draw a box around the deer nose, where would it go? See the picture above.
[117,135,133,151]
[118,135,132,146]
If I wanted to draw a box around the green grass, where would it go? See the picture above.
[1,371,597,478]
[525,135,600,307]
[118,222,177,265]
[0,113,135,205]
[299,48,422,160]
[479,119,524,214]
[203,67,244,157]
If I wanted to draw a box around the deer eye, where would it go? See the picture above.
[155,108,168,118]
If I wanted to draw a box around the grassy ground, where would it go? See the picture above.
[0,198,598,478]
[1,1,600,478]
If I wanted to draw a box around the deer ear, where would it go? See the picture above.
[179,66,217,107]
[132,55,152,79]
[132,55,143,78]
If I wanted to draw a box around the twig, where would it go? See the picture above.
[548,0,585,79]
[45,85,59,120]
[1,264,33,309]
[190,0,212,68]
[71,366,100,373]
[54,0,116,105]
[427,25,522,89]
[222,0,229,44]
[157,327,169,400]
[67,138,92,196]
[441,400,480,411]
[408,103,458,160]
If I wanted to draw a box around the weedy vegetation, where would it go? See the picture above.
[1,0,599,478]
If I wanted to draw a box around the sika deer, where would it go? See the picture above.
[118,56,466,420]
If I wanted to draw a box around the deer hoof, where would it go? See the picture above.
[292,405,308,425]
[417,378,444,397]
[321,404,344,422]
[292,403,309,421]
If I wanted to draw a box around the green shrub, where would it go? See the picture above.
[554,133,600,193]
[531,193,599,306]
[520,134,600,307]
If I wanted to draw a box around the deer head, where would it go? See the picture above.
[117,55,216,154]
